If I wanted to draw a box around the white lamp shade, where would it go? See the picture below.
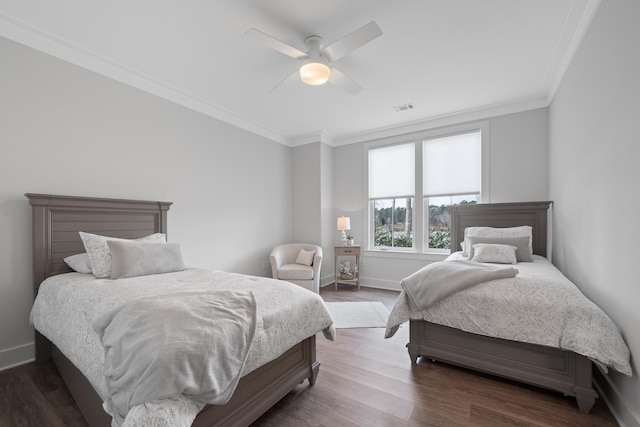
[337,216,351,231]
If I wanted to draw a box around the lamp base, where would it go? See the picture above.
[339,230,348,245]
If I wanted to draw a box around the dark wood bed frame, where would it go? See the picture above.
[26,193,320,427]
[407,201,598,413]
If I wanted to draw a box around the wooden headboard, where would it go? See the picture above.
[26,193,172,362]
[25,193,172,296]
[450,201,552,257]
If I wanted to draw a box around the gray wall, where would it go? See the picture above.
[291,141,335,286]
[292,143,321,245]
[549,0,639,424]
[0,37,293,369]
[320,142,335,284]
[333,108,549,289]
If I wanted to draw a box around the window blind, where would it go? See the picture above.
[423,131,481,196]
[369,143,415,199]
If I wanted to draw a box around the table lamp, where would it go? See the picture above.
[337,216,351,245]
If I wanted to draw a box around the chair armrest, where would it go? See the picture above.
[312,247,323,276]
[269,251,281,279]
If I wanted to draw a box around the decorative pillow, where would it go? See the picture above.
[295,249,315,266]
[466,235,532,262]
[108,241,185,279]
[471,243,518,264]
[79,232,167,278]
[63,253,93,274]
[462,226,532,257]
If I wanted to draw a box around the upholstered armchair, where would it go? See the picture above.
[269,243,323,294]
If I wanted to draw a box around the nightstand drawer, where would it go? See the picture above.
[335,246,360,256]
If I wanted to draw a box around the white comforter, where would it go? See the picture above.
[385,254,632,376]
[30,268,335,426]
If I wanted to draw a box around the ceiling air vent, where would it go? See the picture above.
[392,103,414,113]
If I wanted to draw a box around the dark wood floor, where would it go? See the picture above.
[0,285,618,427]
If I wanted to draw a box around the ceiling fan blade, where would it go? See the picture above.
[322,21,382,62]
[267,69,300,94]
[245,28,307,59]
[328,67,363,96]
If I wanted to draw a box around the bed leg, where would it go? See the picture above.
[308,361,320,385]
[573,355,597,413]
[35,332,51,363]
[574,387,597,413]
[406,343,419,364]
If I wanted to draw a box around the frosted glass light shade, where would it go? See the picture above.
[337,216,351,231]
[300,62,331,85]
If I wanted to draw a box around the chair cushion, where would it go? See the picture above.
[277,263,314,280]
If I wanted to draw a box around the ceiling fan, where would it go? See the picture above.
[245,21,383,95]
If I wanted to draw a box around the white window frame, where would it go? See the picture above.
[364,121,490,256]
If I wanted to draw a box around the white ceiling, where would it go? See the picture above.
[0,0,599,146]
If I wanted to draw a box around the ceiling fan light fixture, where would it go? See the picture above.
[299,60,331,85]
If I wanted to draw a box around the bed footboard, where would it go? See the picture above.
[409,320,597,413]
[193,335,318,426]
[50,335,319,426]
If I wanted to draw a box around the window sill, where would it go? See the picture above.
[363,249,449,262]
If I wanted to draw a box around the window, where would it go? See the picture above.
[368,129,482,252]
[369,143,414,249]
[373,198,413,248]
[425,195,477,250]
[422,132,480,251]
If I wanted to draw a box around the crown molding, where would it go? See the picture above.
[290,130,334,147]
[331,95,549,147]
[0,12,290,146]
[544,0,601,104]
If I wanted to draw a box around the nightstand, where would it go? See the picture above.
[334,245,361,291]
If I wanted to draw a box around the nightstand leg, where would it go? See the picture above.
[356,254,360,291]
[335,254,338,291]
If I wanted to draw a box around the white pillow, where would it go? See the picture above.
[462,226,532,257]
[63,253,92,274]
[471,243,518,264]
[108,241,185,279]
[466,235,532,262]
[79,232,167,278]
[295,249,315,266]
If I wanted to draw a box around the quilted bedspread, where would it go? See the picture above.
[385,254,632,376]
[30,268,335,426]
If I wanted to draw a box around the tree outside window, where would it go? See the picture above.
[426,196,477,249]
[373,198,413,248]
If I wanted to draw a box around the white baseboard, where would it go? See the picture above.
[358,276,401,291]
[320,274,335,287]
[0,342,35,371]
[320,276,401,292]
[593,364,640,427]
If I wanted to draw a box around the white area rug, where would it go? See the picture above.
[325,301,389,329]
